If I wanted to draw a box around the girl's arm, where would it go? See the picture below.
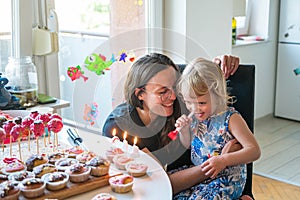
[201,113,260,178]
[175,114,192,148]
[220,113,261,166]
[169,136,243,194]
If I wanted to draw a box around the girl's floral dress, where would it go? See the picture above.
[173,107,247,200]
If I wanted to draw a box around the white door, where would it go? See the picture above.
[275,43,300,121]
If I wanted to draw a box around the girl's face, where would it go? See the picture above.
[140,67,177,117]
[183,93,213,121]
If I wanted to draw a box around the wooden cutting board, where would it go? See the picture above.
[19,172,122,200]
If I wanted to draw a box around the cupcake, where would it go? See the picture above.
[113,155,134,170]
[33,163,57,178]
[0,174,8,184]
[91,193,117,200]
[125,161,148,177]
[85,156,110,177]
[20,178,46,198]
[105,147,124,163]
[55,158,79,172]
[2,160,26,175]
[76,151,97,163]
[8,171,35,183]
[48,152,67,164]
[109,174,134,193]
[64,146,84,158]
[65,163,91,183]
[25,154,48,171]
[41,171,69,191]
[0,181,20,200]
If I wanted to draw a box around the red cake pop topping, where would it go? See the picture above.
[3,121,16,136]
[48,118,63,133]
[10,124,23,142]
[30,120,45,138]
[0,128,5,142]
[21,116,34,129]
[50,113,63,121]
[29,110,39,119]
[36,113,50,124]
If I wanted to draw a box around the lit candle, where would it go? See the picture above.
[131,136,140,158]
[123,131,128,152]
[111,128,120,145]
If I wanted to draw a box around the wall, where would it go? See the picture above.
[164,0,231,62]
[164,0,280,120]
[232,0,279,119]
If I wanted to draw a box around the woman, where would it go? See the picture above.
[102,53,244,196]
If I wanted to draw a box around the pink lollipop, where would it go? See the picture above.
[30,120,45,138]
[36,113,50,124]
[29,110,39,119]
[3,121,16,145]
[36,113,51,147]
[3,120,16,136]
[10,124,22,142]
[21,116,34,129]
[0,128,5,152]
[48,118,63,133]
[21,116,34,151]
[48,118,63,151]
[30,120,45,155]
[49,113,63,121]
[10,124,24,160]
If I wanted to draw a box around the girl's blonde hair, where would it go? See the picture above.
[177,58,230,114]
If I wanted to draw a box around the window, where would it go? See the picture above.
[54,0,146,131]
[0,0,11,73]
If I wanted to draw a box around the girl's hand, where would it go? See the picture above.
[213,55,239,79]
[200,156,227,179]
[175,114,192,131]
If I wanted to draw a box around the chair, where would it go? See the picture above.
[178,64,256,199]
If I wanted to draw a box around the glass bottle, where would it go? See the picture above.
[232,17,237,45]
[5,56,38,107]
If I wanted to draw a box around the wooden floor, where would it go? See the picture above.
[252,115,300,199]
[253,174,300,199]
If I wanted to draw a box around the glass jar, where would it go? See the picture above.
[5,56,38,107]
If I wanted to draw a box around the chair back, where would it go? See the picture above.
[227,64,255,198]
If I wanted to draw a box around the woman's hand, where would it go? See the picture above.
[213,55,240,79]
[221,139,242,154]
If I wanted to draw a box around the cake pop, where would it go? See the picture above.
[48,118,63,151]
[29,111,39,119]
[36,113,51,147]
[3,121,16,151]
[49,113,63,121]
[0,128,5,152]
[30,120,45,155]
[21,116,34,151]
[10,124,24,160]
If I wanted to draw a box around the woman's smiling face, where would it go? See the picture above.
[139,66,177,117]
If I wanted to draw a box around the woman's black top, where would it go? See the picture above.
[102,102,192,171]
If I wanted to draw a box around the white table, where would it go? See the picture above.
[60,127,173,200]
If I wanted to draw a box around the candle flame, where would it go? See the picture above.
[134,136,137,145]
[123,131,127,140]
[112,128,116,136]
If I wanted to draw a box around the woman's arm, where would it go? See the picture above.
[168,164,209,195]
